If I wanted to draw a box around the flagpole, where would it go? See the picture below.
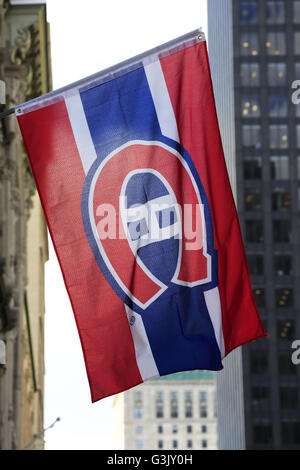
[0,28,204,120]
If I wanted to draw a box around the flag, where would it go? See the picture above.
[16,29,267,402]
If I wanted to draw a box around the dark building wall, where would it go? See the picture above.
[208,0,300,450]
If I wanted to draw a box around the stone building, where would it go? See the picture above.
[114,371,218,450]
[0,0,51,450]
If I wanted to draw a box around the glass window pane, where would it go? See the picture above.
[251,350,268,374]
[269,94,288,118]
[185,391,193,418]
[297,125,300,147]
[266,1,285,24]
[295,32,300,54]
[270,156,289,180]
[244,157,262,179]
[199,391,207,418]
[295,2,300,23]
[252,386,270,412]
[279,351,297,375]
[280,387,298,409]
[253,424,273,444]
[269,125,288,149]
[276,288,293,308]
[240,63,260,86]
[240,2,258,24]
[156,391,164,418]
[277,319,295,340]
[272,189,291,211]
[240,32,259,56]
[247,254,264,275]
[273,220,291,243]
[170,391,178,418]
[297,156,300,179]
[268,63,287,86]
[242,94,261,118]
[245,220,264,242]
[253,288,265,307]
[134,391,143,418]
[242,125,262,149]
[274,254,292,276]
[245,189,262,210]
[266,32,286,56]
[281,422,300,445]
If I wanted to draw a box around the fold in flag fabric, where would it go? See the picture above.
[16,29,267,402]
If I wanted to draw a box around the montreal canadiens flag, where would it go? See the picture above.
[16,29,266,402]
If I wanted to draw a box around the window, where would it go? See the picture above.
[240,2,258,24]
[240,32,259,56]
[134,391,143,419]
[279,351,297,375]
[156,391,164,418]
[270,156,289,180]
[253,424,273,444]
[272,189,291,212]
[269,94,288,118]
[202,425,207,433]
[170,391,178,418]
[245,220,264,243]
[242,125,262,149]
[269,125,288,149]
[253,288,265,307]
[266,1,285,24]
[185,391,193,418]
[280,387,298,409]
[297,125,300,148]
[199,391,207,418]
[247,254,264,275]
[251,386,270,412]
[158,440,163,449]
[172,424,178,434]
[276,288,293,308]
[240,63,260,87]
[136,425,143,435]
[245,189,262,211]
[187,425,192,434]
[202,440,208,449]
[172,440,178,449]
[274,254,292,276]
[295,1,300,23]
[295,32,300,54]
[298,157,300,179]
[281,422,300,445]
[244,157,262,179]
[268,63,287,86]
[251,350,268,374]
[278,319,295,340]
[266,32,286,56]
[136,440,143,449]
[273,220,291,243]
[187,440,193,449]
[157,425,163,434]
[241,94,261,118]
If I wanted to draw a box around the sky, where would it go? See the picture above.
[43,0,207,450]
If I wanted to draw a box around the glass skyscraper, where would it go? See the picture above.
[208,0,300,449]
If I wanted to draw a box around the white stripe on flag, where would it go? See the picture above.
[204,287,225,358]
[64,91,98,175]
[144,61,225,360]
[125,305,159,381]
[143,60,180,143]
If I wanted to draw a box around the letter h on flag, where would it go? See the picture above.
[16,29,267,402]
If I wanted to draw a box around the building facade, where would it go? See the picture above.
[0,0,51,450]
[208,0,300,449]
[114,371,217,450]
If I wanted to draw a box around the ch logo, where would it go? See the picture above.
[82,140,217,312]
